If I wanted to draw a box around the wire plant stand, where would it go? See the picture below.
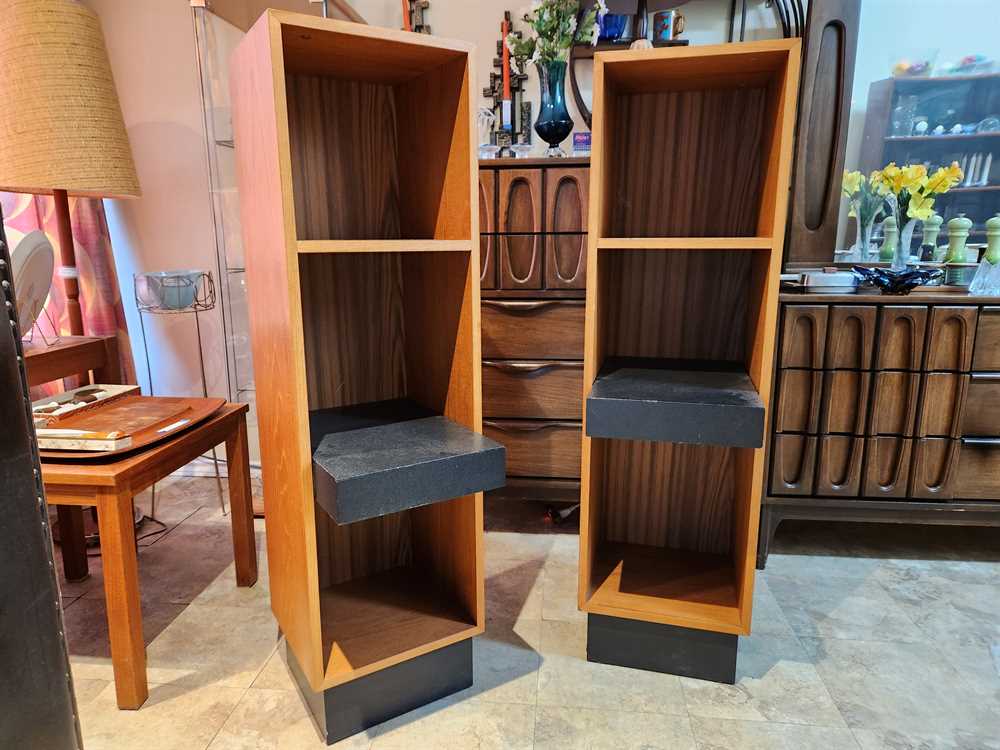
[134,270,226,517]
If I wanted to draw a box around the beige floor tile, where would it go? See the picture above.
[852,727,1000,750]
[369,696,534,750]
[485,530,556,562]
[456,618,541,705]
[207,687,367,749]
[73,677,111,708]
[690,717,861,750]
[485,555,544,624]
[251,642,296,692]
[540,563,585,623]
[537,620,687,715]
[144,602,280,690]
[534,705,696,749]
[749,578,796,637]
[79,681,245,750]
[800,637,1000,738]
[682,635,845,727]
[190,559,270,608]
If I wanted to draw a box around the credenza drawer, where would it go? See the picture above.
[962,373,1000,436]
[956,438,1000,500]
[483,419,581,478]
[483,360,583,420]
[481,300,585,359]
[972,307,1000,371]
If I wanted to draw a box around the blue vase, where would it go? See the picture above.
[534,60,573,157]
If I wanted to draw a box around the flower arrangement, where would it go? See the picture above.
[870,161,963,269]
[505,0,607,71]
[842,162,963,269]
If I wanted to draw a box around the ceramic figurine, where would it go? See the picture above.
[880,215,898,262]
[969,213,1000,295]
[919,213,943,261]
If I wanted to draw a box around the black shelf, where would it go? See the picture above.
[585,358,764,448]
[310,399,506,525]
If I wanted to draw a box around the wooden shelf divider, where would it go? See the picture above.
[577,40,801,681]
[231,11,489,743]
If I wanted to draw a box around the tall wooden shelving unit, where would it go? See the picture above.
[578,40,800,682]
[231,12,502,743]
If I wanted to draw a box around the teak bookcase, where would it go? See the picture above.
[231,12,497,743]
[578,40,801,682]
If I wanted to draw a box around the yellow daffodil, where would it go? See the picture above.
[869,169,892,196]
[900,164,928,192]
[842,170,864,196]
[923,161,963,195]
[907,192,936,221]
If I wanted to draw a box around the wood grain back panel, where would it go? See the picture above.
[608,86,768,237]
[602,440,736,557]
[286,74,401,241]
[600,249,751,362]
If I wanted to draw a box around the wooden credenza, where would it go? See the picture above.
[759,292,1000,566]
[478,157,589,501]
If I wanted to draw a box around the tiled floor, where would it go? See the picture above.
[57,477,1000,749]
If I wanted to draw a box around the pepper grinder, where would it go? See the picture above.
[944,213,974,263]
[919,213,943,261]
[880,215,898,262]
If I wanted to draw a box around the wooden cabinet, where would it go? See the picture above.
[862,437,911,498]
[499,234,543,290]
[775,369,822,434]
[816,435,864,496]
[910,438,960,500]
[780,306,827,368]
[498,169,543,234]
[483,419,581,478]
[545,168,588,233]
[972,307,1000,371]
[956,438,1000,499]
[480,159,589,497]
[482,360,583,420]
[825,305,876,369]
[876,306,927,370]
[924,306,977,371]
[963,373,1000,436]
[770,434,817,496]
[819,370,869,434]
[479,170,496,289]
[869,371,919,436]
[481,300,585,359]
[917,373,968,438]
[546,233,587,289]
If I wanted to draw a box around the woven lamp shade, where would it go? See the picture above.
[0,0,140,198]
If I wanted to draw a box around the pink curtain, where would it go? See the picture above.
[2,192,136,387]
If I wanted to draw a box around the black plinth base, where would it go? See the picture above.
[586,358,764,448]
[587,613,738,684]
[287,639,474,745]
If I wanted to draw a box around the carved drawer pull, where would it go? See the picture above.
[483,360,582,375]
[483,420,579,432]
[482,300,581,313]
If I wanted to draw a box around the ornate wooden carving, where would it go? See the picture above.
[770,434,817,496]
[876,306,927,370]
[780,305,828,369]
[816,435,864,496]
[862,437,912,498]
[910,438,960,500]
[869,371,919,436]
[924,306,978,372]
[825,305,876,370]
[775,369,822,434]
[819,370,870,435]
[479,169,496,289]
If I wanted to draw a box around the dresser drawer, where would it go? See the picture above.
[973,307,1000,371]
[482,300,585,359]
[769,434,817,496]
[956,438,1000,499]
[483,360,583,420]
[483,419,582,478]
[963,373,1000,436]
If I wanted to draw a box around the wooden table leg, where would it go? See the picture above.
[97,491,148,710]
[225,416,258,587]
[56,505,90,581]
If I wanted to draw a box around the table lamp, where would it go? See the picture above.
[0,0,140,337]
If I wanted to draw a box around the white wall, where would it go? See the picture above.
[84,0,227,401]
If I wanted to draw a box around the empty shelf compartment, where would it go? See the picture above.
[586,358,764,447]
[311,398,506,525]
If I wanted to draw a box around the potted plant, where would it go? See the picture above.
[842,170,887,261]
[506,0,606,156]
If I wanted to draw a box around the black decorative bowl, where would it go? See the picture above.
[851,266,943,295]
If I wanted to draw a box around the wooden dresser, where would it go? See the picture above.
[478,157,589,501]
[760,291,1000,566]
